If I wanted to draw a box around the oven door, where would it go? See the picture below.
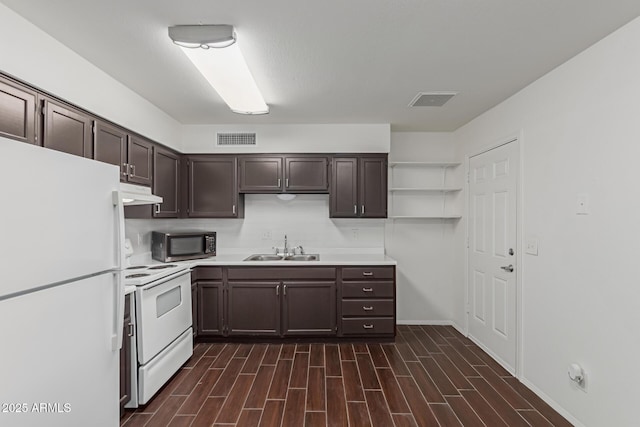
[136,270,192,365]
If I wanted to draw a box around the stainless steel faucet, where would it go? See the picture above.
[283,234,289,256]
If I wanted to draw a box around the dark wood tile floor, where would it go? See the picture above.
[121,325,573,427]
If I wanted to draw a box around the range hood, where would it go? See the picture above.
[119,183,163,206]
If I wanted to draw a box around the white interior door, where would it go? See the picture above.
[468,140,518,373]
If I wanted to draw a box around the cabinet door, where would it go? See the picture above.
[119,295,131,415]
[282,281,336,336]
[94,121,126,179]
[153,147,180,218]
[284,156,329,192]
[191,282,198,339]
[198,281,224,336]
[188,156,239,218]
[0,76,37,144]
[126,135,153,186]
[330,157,358,218]
[227,281,280,336]
[359,157,387,218]
[42,99,93,158]
[239,156,283,192]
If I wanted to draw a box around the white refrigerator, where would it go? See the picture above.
[0,137,125,427]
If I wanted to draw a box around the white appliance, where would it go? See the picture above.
[0,138,127,427]
[124,264,193,407]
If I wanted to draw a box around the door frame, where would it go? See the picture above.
[463,132,524,377]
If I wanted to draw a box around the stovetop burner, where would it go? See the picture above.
[148,264,177,270]
[126,273,150,279]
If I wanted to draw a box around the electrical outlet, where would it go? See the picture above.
[261,231,272,240]
[576,193,589,215]
[137,233,142,246]
[351,228,359,240]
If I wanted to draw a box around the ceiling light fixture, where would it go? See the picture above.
[168,25,269,115]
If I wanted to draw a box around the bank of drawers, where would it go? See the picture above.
[340,266,395,336]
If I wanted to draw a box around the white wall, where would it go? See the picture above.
[0,4,182,149]
[453,16,640,427]
[125,194,385,261]
[386,133,461,324]
[182,124,390,153]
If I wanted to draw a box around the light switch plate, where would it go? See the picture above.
[525,238,539,255]
[576,193,589,215]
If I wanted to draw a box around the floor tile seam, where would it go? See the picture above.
[213,373,258,426]
[240,345,268,374]
[374,366,412,414]
[462,383,520,427]
[469,375,533,414]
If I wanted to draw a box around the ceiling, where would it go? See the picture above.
[3,1,640,131]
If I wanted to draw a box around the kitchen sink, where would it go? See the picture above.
[243,254,284,261]
[283,254,320,261]
[243,254,320,261]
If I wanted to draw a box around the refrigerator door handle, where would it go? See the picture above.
[112,191,127,351]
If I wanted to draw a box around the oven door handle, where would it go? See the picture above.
[140,269,191,291]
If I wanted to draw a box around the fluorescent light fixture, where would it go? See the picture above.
[168,25,269,115]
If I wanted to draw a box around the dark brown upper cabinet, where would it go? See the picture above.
[94,121,126,176]
[153,146,180,218]
[239,155,329,193]
[186,155,242,218]
[42,99,93,158]
[238,156,282,192]
[330,155,387,218]
[125,135,153,186]
[0,75,37,144]
[284,156,329,192]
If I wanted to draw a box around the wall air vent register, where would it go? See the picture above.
[217,132,257,146]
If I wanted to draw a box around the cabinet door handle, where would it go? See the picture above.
[277,178,281,187]
[154,204,160,214]
[122,163,129,177]
[354,205,357,214]
[361,205,365,215]
[127,323,134,337]
[232,205,236,215]
[363,324,374,329]
[283,284,287,296]
[362,306,374,311]
[362,272,373,277]
[276,284,280,296]
[130,164,135,177]
[362,287,373,292]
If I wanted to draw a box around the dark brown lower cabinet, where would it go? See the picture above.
[228,281,281,336]
[282,281,336,336]
[120,294,132,416]
[193,265,394,340]
[198,281,224,336]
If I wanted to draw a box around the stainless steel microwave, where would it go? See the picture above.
[151,231,216,262]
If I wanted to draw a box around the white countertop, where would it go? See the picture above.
[126,251,396,269]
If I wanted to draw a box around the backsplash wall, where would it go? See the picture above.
[125,194,385,258]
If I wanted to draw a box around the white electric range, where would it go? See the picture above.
[124,263,193,407]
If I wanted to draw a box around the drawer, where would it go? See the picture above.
[227,267,336,280]
[342,281,394,298]
[342,299,394,317]
[341,318,395,335]
[342,267,394,280]
[193,267,222,281]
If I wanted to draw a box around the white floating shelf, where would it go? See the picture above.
[389,187,462,193]
[389,162,461,168]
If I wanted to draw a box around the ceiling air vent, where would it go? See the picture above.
[217,132,257,146]
[409,92,458,107]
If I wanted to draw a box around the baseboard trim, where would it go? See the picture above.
[519,377,584,427]
[395,320,453,326]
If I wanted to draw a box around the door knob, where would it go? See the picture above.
[501,264,514,272]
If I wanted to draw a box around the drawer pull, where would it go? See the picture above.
[362,306,374,311]
[362,271,373,277]
[363,324,374,329]
[362,287,373,292]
